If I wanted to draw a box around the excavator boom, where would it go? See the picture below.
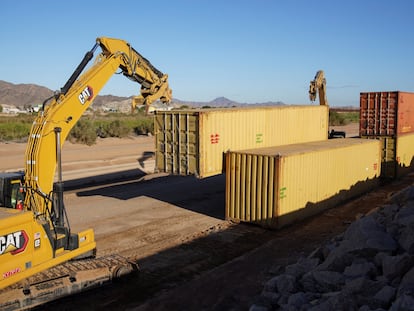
[24,37,171,218]
[309,70,328,106]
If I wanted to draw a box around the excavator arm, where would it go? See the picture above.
[309,70,328,106]
[24,37,171,218]
[98,37,171,110]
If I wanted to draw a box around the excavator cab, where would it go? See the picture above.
[0,172,25,209]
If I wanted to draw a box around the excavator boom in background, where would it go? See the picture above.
[309,70,346,138]
[309,70,328,106]
[0,37,171,309]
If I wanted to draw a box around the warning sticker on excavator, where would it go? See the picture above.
[34,232,41,248]
[3,267,21,279]
[0,230,29,256]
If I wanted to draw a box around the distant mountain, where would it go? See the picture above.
[0,80,131,109]
[172,96,284,108]
[0,80,54,107]
[0,80,284,110]
[92,94,129,107]
[210,97,237,106]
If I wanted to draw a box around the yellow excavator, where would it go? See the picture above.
[0,37,171,309]
[309,70,328,106]
[309,70,345,138]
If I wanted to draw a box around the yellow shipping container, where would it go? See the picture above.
[396,132,414,176]
[226,138,381,229]
[155,105,328,178]
[362,132,414,179]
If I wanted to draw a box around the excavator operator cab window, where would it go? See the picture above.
[0,173,25,209]
[10,179,25,210]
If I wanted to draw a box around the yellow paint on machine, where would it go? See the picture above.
[226,138,381,229]
[154,105,329,178]
[0,207,96,290]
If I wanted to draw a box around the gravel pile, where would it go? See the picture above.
[250,186,414,311]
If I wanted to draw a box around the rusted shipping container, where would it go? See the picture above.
[360,91,414,136]
[362,132,414,179]
[154,105,329,178]
[226,139,381,229]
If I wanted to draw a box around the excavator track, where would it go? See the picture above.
[0,254,138,311]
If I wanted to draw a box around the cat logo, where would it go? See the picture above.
[78,86,94,105]
[0,230,28,255]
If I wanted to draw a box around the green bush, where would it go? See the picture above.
[0,123,31,141]
[329,111,347,126]
[329,111,359,126]
[0,115,33,141]
[340,111,359,123]
[101,120,130,138]
[68,119,97,145]
[127,118,153,135]
[0,111,156,144]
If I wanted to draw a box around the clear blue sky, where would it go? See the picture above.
[1,0,413,106]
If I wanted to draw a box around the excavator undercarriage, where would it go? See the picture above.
[0,254,137,310]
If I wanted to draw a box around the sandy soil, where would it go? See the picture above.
[0,135,156,177]
[3,122,406,311]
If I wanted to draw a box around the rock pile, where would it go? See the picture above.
[250,186,414,311]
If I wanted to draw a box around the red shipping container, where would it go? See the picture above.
[360,91,414,136]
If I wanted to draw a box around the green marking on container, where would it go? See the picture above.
[256,133,263,143]
[280,187,287,199]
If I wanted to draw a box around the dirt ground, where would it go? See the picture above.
[3,122,408,311]
[0,135,156,177]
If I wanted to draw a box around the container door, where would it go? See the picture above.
[155,112,199,176]
[380,137,397,179]
[360,92,397,136]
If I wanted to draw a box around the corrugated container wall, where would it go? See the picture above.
[360,91,414,136]
[226,139,381,229]
[155,105,329,178]
[363,132,414,179]
[396,133,414,175]
[360,91,414,179]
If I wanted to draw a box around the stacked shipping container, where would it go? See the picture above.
[154,105,329,178]
[226,139,381,229]
[360,91,414,178]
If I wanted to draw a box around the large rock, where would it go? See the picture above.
[343,259,377,280]
[373,285,396,309]
[251,186,414,310]
[342,216,398,253]
[284,257,320,279]
[382,253,414,281]
[398,223,414,254]
[302,270,345,293]
[398,266,414,296]
[390,293,414,311]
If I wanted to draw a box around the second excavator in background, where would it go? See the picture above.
[310,70,346,138]
[309,70,328,106]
